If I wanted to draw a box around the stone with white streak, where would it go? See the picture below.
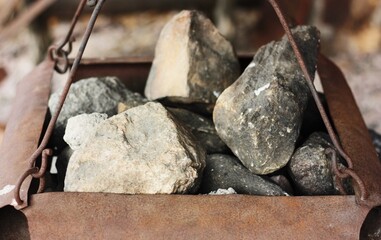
[213,26,319,175]
[64,102,206,194]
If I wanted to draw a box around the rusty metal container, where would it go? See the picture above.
[0,0,380,239]
[0,55,380,239]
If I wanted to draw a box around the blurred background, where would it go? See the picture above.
[0,0,380,143]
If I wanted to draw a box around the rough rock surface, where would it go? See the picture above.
[144,10,240,107]
[49,76,146,149]
[64,102,206,194]
[199,154,288,196]
[63,113,108,150]
[168,107,227,153]
[288,132,343,195]
[213,25,319,175]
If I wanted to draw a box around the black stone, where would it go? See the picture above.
[168,107,228,154]
[199,154,288,196]
[214,25,320,175]
[300,92,327,139]
[56,146,74,191]
[288,132,348,195]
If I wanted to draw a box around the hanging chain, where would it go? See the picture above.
[14,0,106,206]
[267,0,367,200]
[48,0,88,73]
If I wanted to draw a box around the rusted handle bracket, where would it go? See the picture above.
[267,0,381,207]
[318,54,381,208]
[12,0,107,207]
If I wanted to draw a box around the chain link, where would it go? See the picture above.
[14,0,106,206]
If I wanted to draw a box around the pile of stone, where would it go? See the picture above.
[49,10,354,196]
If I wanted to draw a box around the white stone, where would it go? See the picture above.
[63,113,108,150]
[208,187,237,195]
[64,102,206,194]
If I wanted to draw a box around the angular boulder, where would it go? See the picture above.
[64,102,206,194]
[144,10,240,107]
[213,25,319,174]
[49,76,146,149]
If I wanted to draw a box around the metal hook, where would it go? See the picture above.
[325,148,368,200]
[14,0,107,205]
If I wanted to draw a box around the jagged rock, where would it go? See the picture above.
[168,107,227,153]
[213,25,319,174]
[199,154,288,196]
[144,10,240,109]
[63,113,108,150]
[48,76,146,150]
[64,102,206,194]
[288,132,345,195]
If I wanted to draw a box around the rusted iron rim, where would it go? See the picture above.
[13,0,106,206]
[21,193,370,239]
[267,0,367,202]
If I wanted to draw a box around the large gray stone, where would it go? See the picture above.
[63,113,108,150]
[288,132,344,195]
[64,102,206,194]
[199,154,288,196]
[168,107,227,154]
[144,10,240,108]
[49,76,146,149]
[213,25,319,175]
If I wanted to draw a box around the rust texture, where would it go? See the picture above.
[0,0,380,238]
[5,0,106,208]
[0,59,53,209]
[318,54,381,208]
[21,193,369,240]
[269,0,381,207]
[0,55,375,239]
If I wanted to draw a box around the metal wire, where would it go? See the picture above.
[14,0,107,205]
[266,0,368,199]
